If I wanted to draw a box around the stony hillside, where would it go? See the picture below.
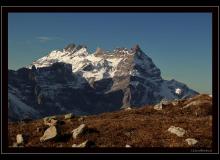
[8,94,212,148]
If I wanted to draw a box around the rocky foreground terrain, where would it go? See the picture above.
[8,94,212,148]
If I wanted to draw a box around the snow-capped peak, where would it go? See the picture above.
[175,88,182,95]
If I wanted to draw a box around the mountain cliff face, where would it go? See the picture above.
[8,43,198,121]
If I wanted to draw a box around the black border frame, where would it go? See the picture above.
[1,6,219,154]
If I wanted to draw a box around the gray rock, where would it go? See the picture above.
[168,126,186,137]
[185,138,198,146]
[12,142,18,147]
[43,116,57,122]
[40,126,57,142]
[78,117,84,122]
[153,103,162,110]
[125,144,131,148]
[72,140,95,148]
[64,113,74,119]
[16,134,24,144]
[171,99,179,106]
[44,119,58,126]
[72,124,87,139]
[125,107,132,111]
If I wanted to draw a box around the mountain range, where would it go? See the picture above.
[8,43,198,121]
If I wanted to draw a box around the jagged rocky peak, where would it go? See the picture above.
[64,43,76,51]
[63,43,87,53]
[131,44,141,52]
[94,47,105,55]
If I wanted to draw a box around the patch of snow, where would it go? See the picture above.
[175,88,182,95]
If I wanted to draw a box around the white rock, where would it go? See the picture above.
[153,103,162,110]
[168,126,186,137]
[125,144,131,148]
[171,99,179,106]
[43,116,57,123]
[64,113,74,119]
[72,140,89,148]
[16,134,24,144]
[125,107,132,110]
[40,126,57,142]
[72,124,87,139]
[161,99,170,105]
[44,119,58,126]
[12,142,18,147]
[185,138,198,146]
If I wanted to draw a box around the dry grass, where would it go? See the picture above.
[8,94,212,148]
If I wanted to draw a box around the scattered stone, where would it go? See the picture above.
[64,113,74,119]
[161,99,170,105]
[125,107,132,110]
[12,142,18,147]
[153,103,162,110]
[43,116,57,122]
[171,99,179,106]
[72,140,95,148]
[72,124,87,139]
[125,144,131,148]
[45,119,58,126]
[78,117,84,122]
[16,134,24,145]
[44,118,58,126]
[185,138,198,146]
[154,99,171,110]
[40,126,58,142]
[168,126,186,137]
[124,132,132,137]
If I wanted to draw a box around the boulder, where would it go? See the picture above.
[125,144,131,148]
[43,116,57,122]
[171,99,179,106]
[40,126,58,142]
[125,107,132,111]
[72,124,87,139]
[72,140,95,148]
[43,116,58,126]
[44,119,58,126]
[185,138,198,146]
[16,134,24,145]
[12,142,18,147]
[64,113,74,119]
[154,99,170,110]
[153,103,162,110]
[168,126,186,137]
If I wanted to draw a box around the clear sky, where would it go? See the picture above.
[8,13,212,94]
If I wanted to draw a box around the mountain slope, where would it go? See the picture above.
[8,94,212,148]
[8,43,198,121]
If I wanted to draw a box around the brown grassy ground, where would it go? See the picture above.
[8,94,212,148]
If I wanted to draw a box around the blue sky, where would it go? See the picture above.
[8,13,212,94]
